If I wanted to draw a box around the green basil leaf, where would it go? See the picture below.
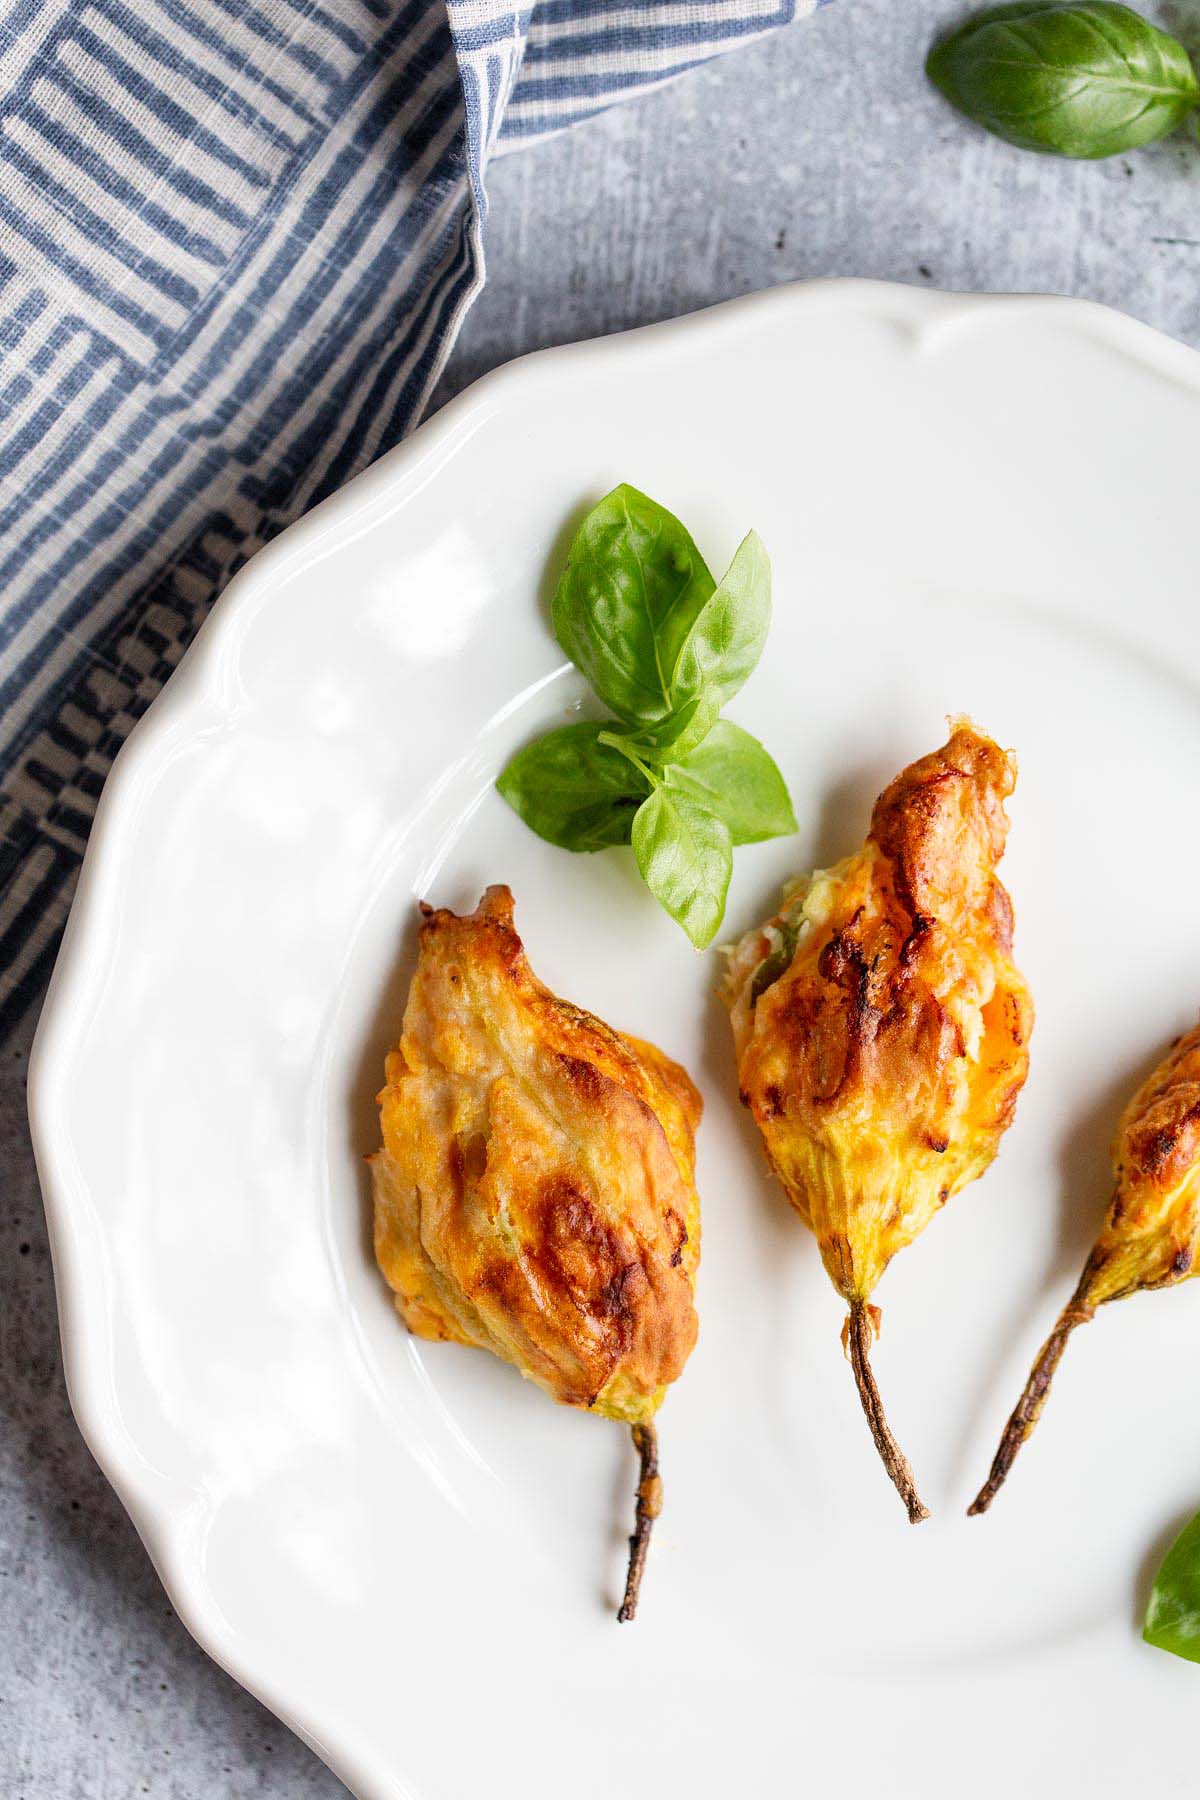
[750,915,803,1005]
[637,692,724,763]
[497,722,649,852]
[665,720,797,845]
[631,533,772,761]
[927,1,1200,159]
[632,788,732,950]
[1144,1510,1200,1663]
[551,485,715,727]
[672,529,771,717]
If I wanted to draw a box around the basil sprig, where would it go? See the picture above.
[927,1,1200,159]
[1145,1509,1200,1663]
[497,485,796,948]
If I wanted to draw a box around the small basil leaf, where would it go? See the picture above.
[750,915,803,1005]
[672,530,771,716]
[551,485,715,727]
[927,1,1200,159]
[497,722,649,852]
[1144,1510,1200,1663]
[638,691,723,763]
[665,720,797,845]
[632,788,732,950]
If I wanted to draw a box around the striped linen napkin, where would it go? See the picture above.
[0,0,819,1038]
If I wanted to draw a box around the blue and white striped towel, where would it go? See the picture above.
[0,0,819,1037]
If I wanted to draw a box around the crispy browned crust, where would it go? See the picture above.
[722,719,1034,1304]
[1090,1020,1200,1301]
[370,886,702,1422]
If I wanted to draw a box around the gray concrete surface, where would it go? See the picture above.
[6,0,1200,1792]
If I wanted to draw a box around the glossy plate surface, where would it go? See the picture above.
[30,281,1200,1798]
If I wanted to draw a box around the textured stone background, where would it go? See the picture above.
[6,0,1200,1792]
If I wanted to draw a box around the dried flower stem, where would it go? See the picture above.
[617,1421,662,1623]
[968,1255,1102,1516]
[845,1301,930,1524]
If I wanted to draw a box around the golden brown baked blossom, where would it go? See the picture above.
[371,884,701,1616]
[970,1019,1200,1513]
[722,719,1033,1520]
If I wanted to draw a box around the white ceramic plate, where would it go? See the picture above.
[31,280,1200,1799]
